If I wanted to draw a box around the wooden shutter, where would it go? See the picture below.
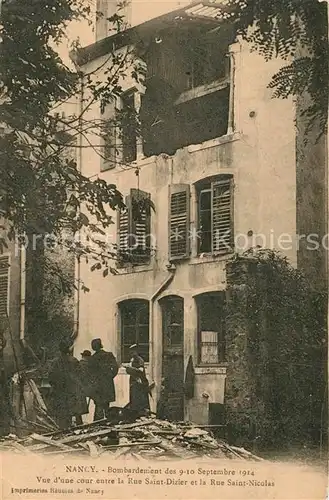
[169,184,190,260]
[117,189,151,264]
[117,194,131,259]
[211,178,233,254]
[130,189,151,262]
[101,101,117,171]
[0,255,9,317]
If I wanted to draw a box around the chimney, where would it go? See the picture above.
[96,0,132,41]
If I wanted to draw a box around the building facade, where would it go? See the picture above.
[75,2,327,424]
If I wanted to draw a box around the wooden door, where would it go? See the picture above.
[161,296,184,421]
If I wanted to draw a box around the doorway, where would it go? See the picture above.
[160,296,184,421]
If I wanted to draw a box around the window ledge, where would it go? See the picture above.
[116,262,153,275]
[189,252,234,266]
[187,131,241,154]
[195,365,228,375]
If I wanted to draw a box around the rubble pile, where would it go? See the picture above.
[0,417,264,461]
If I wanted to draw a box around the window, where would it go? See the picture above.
[139,24,234,157]
[161,296,184,350]
[174,88,230,149]
[197,292,226,365]
[197,175,234,255]
[120,299,149,363]
[0,255,9,317]
[100,101,117,171]
[168,184,190,260]
[118,188,151,265]
[120,91,137,163]
[186,36,229,90]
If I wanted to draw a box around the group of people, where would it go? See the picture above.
[48,338,150,429]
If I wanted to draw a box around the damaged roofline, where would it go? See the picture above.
[73,1,235,67]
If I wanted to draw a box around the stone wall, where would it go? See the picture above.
[224,254,326,450]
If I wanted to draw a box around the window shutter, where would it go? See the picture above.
[101,101,117,171]
[169,184,190,260]
[211,178,233,254]
[130,188,151,261]
[0,255,9,317]
[117,194,131,259]
[117,190,151,264]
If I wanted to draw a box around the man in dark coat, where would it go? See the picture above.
[79,350,92,395]
[89,338,118,421]
[49,340,88,429]
[125,344,150,417]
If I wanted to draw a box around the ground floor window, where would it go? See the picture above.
[119,299,149,363]
[196,292,226,364]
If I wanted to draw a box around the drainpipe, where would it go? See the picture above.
[73,77,84,342]
[19,245,26,340]
[149,265,176,401]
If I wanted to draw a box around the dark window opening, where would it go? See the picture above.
[197,292,226,365]
[100,101,117,171]
[197,175,234,255]
[175,88,230,149]
[141,85,230,157]
[120,92,137,163]
[138,23,233,158]
[186,36,229,90]
[199,188,212,253]
[120,299,149,363]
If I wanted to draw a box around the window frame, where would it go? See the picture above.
[100,100,118,172]
[160,295,184,353]
[119,299,150,364]
[196,175,234,256]
[120,90,138,164]
[196,292,227,366]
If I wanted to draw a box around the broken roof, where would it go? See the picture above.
[75,1,236,66]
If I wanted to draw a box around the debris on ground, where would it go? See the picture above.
[0,416,264,461]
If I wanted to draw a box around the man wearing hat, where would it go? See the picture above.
[125,344,150,416]
[49,340,88,428]
[88,338,118,421]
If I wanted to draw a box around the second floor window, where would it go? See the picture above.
[120,91,137,163]
[118,188,151,265]
[197,175,234,255]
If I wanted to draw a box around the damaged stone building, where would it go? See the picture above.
[74,1,327,426]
